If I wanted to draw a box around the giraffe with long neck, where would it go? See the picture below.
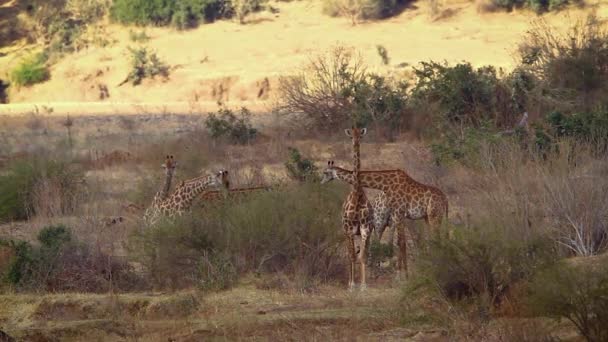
[143,155,178,224]
[321,164,448,277]
[322,127,374,291]
[145,170,228,225]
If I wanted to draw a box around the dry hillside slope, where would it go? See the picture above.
[0,0,606,115]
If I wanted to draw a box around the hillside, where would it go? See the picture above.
[1,0,604,115]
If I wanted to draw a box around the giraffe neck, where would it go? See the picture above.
[159,169,175,200]
[334,167,407,192]
[169,175,217,210]
[352,135,361,190]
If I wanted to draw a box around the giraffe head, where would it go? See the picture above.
[162,155,177,174]
[344,127,367,141]
[218,169,230,189]
[320,160,338,184]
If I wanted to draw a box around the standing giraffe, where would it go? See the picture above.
[321,127,374,291]
[144,170,228,225]
[143,155,178,224]
[321,164,448,278]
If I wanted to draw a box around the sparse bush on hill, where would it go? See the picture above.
[519,15,608,111]
[527,260,608,342]
[10,53,49,87]
[322,0,406,23]
[279,46,410,138]
[489,0,581,13]
[120,46,169,86]
[205,107,257,144]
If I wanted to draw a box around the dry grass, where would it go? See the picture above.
[0,284,405,341]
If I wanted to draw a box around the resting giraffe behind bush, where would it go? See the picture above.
[143,155,178,224]
[144,169,228,225]
[321,163,448,278]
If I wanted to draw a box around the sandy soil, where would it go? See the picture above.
[1,0,604,115]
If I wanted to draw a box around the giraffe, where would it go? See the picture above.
[320,164,448,278]
[144,169,228,225]
[143,155,178,224]
[321,127,374,291]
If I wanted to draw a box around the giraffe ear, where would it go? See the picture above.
[360,128,367,136]
[344,129,352,137]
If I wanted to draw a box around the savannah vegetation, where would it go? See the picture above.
[0,4,607,342]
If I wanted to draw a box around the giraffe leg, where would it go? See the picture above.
[345,231,357,291]
[396,222,408,280]
[359,222,372,291]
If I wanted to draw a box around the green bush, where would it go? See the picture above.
[111,0,241,28]
[414,223,553,309]
[527,260,608,342]
[131,183,345,291]
[0,157,85,222]
[284,147,319,182]
[205,107,257,144]
[4,225,141,292]
[411,61,503,127]
[10,54,49,87]
[546,110,608,148]
[430,123,503,166]
[346,74,409,141]
[122,46,169,86]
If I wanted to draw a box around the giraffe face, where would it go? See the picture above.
[320,160,338,184]
[211,170,229,188]
[344,127,367,140]
[162,155,177,173]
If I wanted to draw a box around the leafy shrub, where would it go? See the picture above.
[122,46,169,86]
[205,107,257,144]
[322,0,405,23]
[10,53,49,87]
[0,157,84,222]
[198,251,238,292]
[111,0,245,28]
[284,147,318,182]
[131,183,345,291]
[414,223,553,309]
[345,74,409,141]
[430,123,502,166]
[411,61,503,127]
[489,0,580,12]
[527,260,608,342]
[110,0,175,26]
[131,215,215,290]
[546,110,608,149]
[4,225,137,292]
